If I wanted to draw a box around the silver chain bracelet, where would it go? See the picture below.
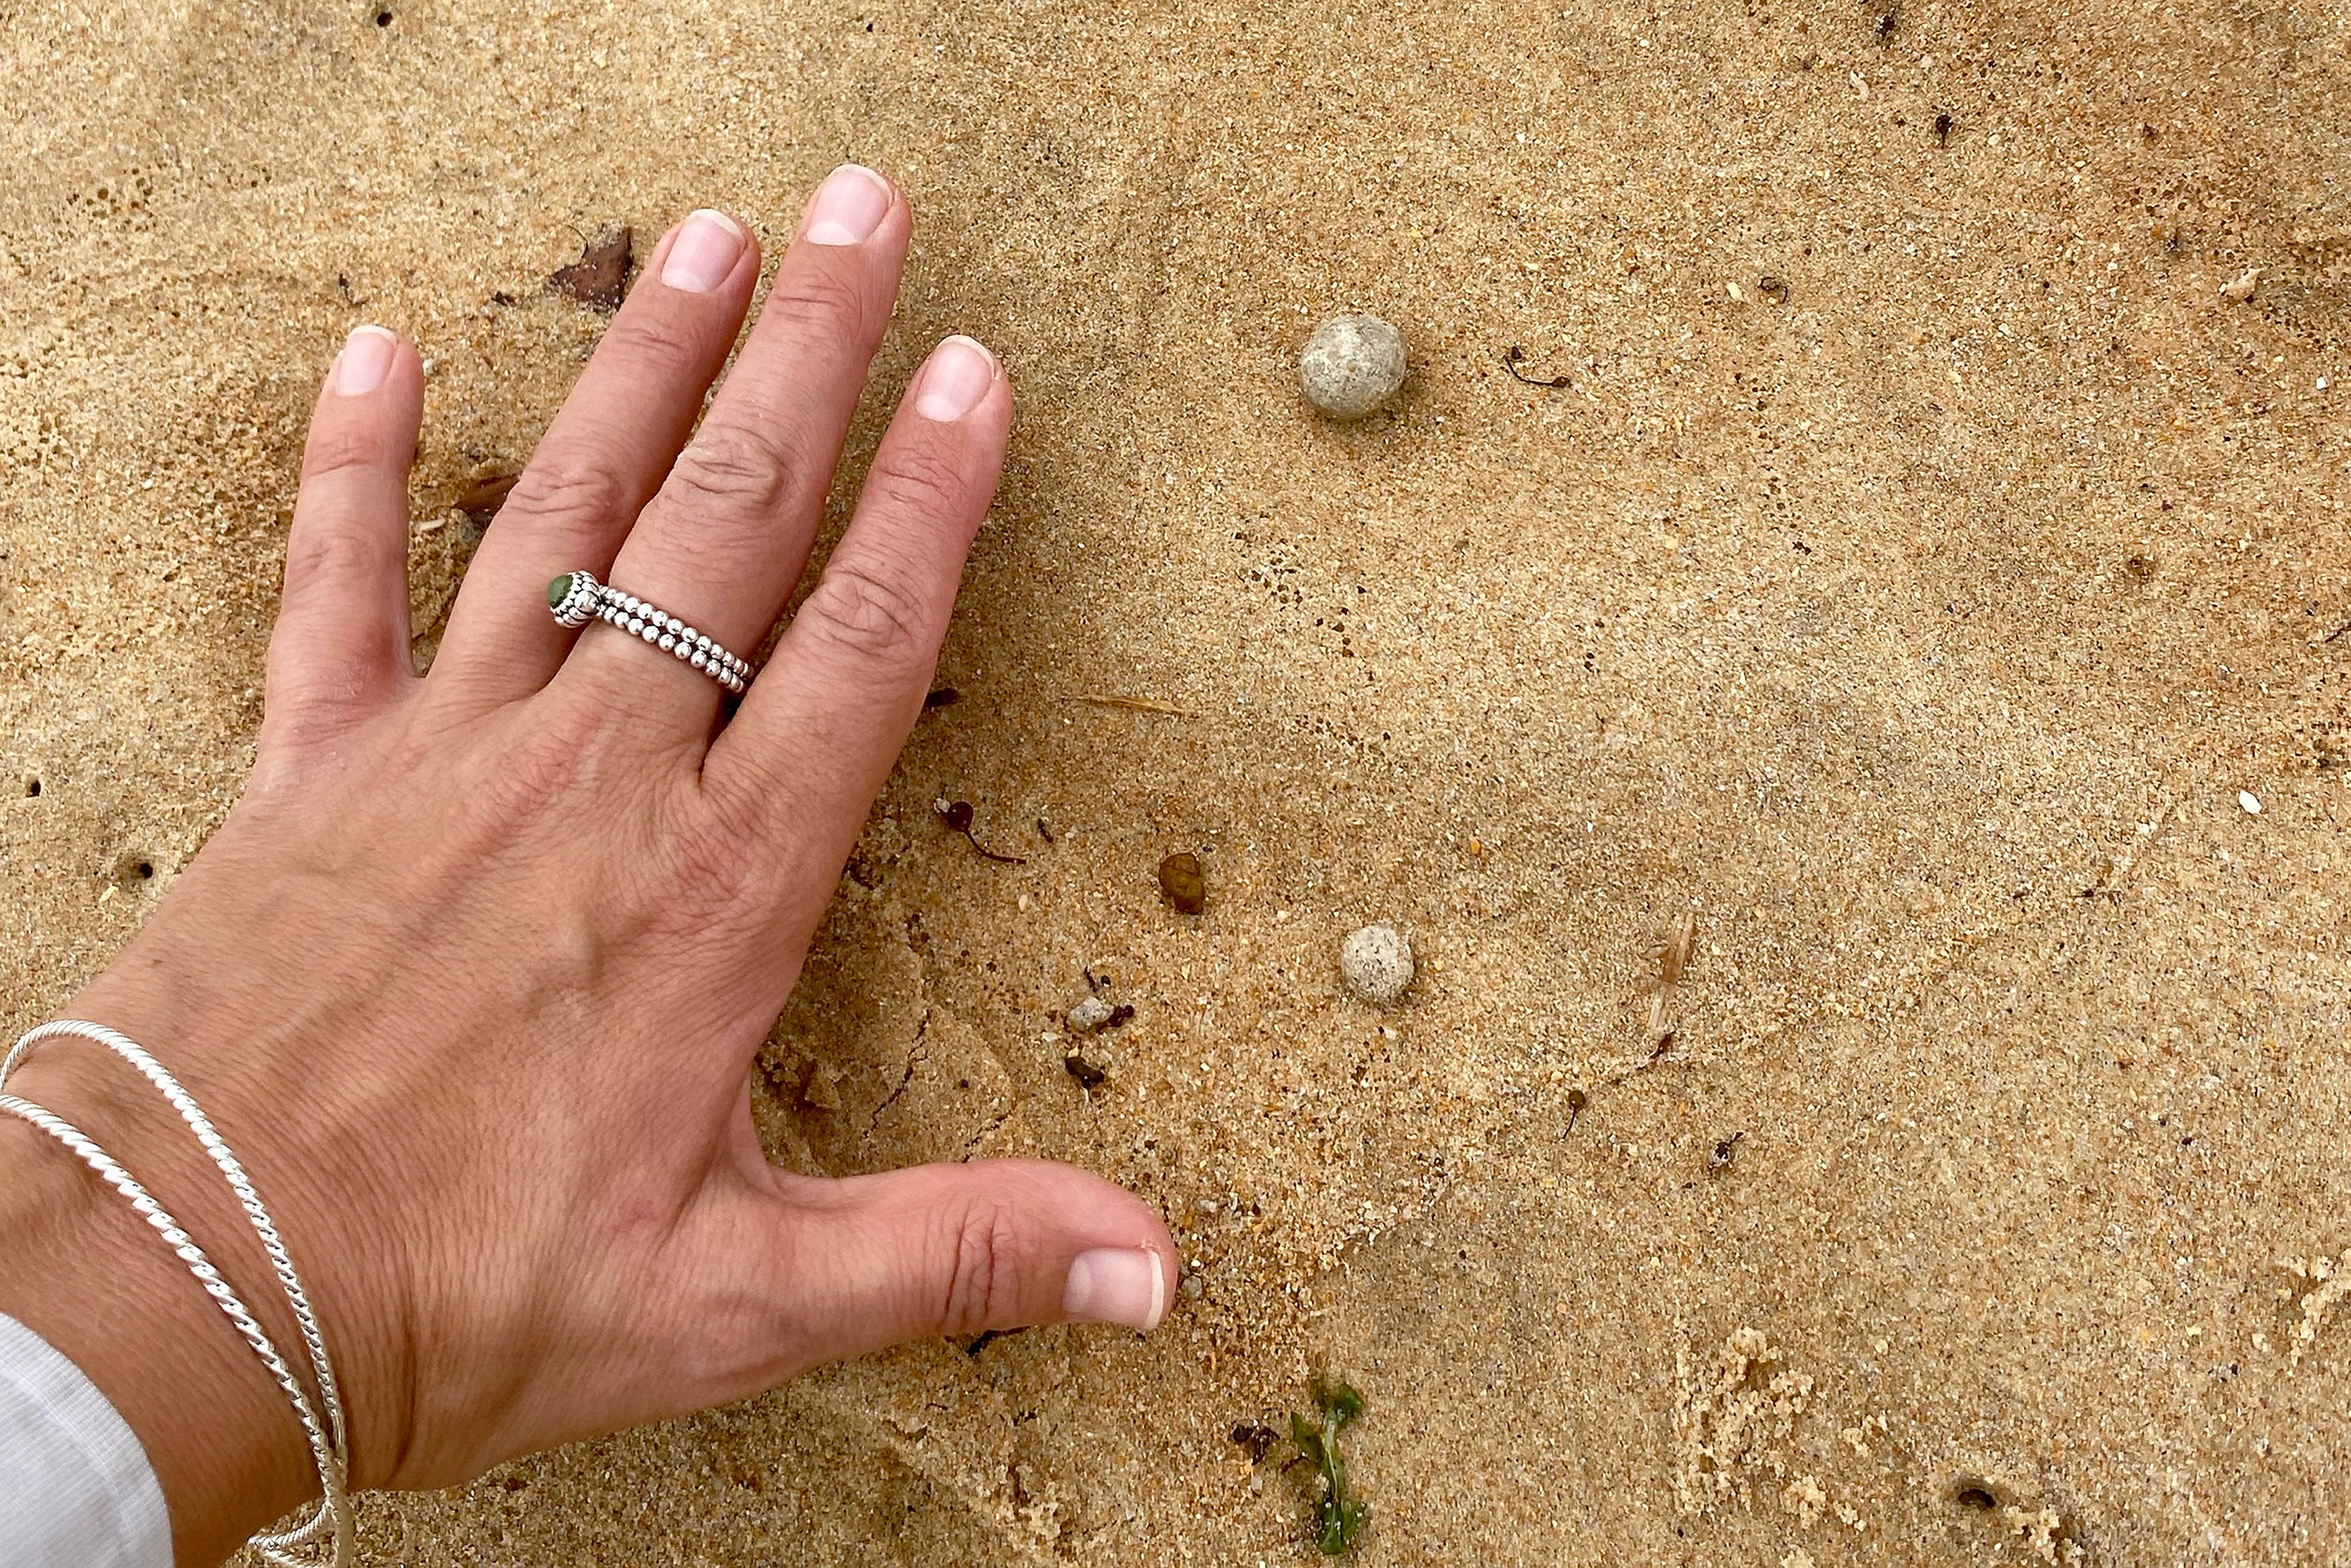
[0,1020,353,1566]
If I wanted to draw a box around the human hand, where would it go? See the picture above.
[0,166,1176,1565]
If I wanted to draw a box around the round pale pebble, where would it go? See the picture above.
[1300,314,1407,419]
[1339,923,1414,1004]
[1066,994,1116,1033]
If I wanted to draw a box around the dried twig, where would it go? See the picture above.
[1646,911,1697,1042]
[1604,912,1699,1085]
[1500,344,1571,387]
[1075,694,1197,716]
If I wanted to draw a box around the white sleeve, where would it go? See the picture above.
[0,1312,172,1568]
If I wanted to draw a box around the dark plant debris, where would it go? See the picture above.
[923,686,962,708]
[1290,1381,1369,1554]
[1566,1088,1588,1134]
[1063,1052,1108,1092]
[1036,817,1056,843]
[1158,852,1207,914]
[1231,1422,1280,1464]
[1754,275,1791,306]
[1933,110,1953,146]
[549,226,632,311]
[965,1327,1026,1356]
[1875,3,1901,43]
[936,798,1027,865]
[1708,1130,1746,1172]
[1500,344,1571,387]
[455,473,519,528]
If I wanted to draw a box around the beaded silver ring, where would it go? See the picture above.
[548,571,750,696]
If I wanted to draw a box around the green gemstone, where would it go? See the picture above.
[547,573,574,608]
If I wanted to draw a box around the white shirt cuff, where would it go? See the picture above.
[0,1311,172,1568]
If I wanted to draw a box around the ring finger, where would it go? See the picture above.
[428,210,762,709]
[555,164,910,739]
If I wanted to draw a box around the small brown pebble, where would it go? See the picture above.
[1158,852,1206,914]
[1064,1052,1108,1091]
[549,226,632,311]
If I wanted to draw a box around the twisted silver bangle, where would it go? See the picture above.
[0,1021,352,1566]
[548,569,751,695]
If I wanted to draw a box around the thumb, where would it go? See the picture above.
[746,1159,1179,1372]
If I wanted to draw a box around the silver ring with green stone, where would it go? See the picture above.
[546,570,751,696]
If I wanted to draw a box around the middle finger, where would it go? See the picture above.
[556,164,910,737]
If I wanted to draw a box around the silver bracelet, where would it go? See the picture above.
[0,1020,352,1566]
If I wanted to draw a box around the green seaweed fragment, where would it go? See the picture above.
[1290,1381,1369,1554]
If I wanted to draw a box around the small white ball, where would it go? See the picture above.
[1300,314,1407,420]
[1066,994,1115,1033]
[1339,923,1414,1005]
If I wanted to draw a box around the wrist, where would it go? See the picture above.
[0,1095,311,1566]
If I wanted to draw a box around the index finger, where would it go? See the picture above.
[700,334,1009,861]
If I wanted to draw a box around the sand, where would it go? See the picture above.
[3,0,2348,1563]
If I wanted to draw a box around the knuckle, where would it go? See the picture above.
[862,443,970,524]
[755,267,868,339]
[503,458,634,541]
[300,422,386,481]
[596,307,706,386]
[281,518,381,597]
[665,418,802,518]
[939,1200,1022,1338]
[795,556,935,671]
[255,676,370,755]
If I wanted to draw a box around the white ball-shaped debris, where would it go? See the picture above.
[1339,923,1415,1005]
[1300,314,1407,419]
[1066,994,1115,1033]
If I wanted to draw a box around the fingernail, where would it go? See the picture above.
[333,326,398,396]
[803,163,892,246]
[913,336,998,422]
[661,209,748,293]
[1063,1247,1167,1332]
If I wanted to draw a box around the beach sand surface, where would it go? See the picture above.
[2,0,2347,1562]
